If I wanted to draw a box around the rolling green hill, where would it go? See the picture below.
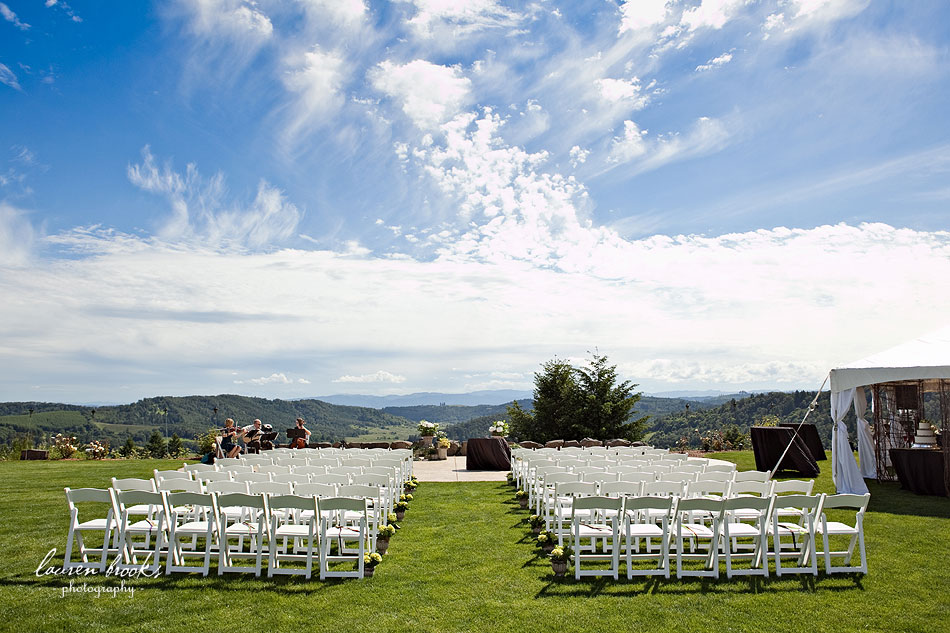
[0,395,417,449]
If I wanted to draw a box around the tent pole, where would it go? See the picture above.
[771,373,829,475]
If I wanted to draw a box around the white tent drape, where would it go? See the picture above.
[854,386,876,479]
[830,388,870,495]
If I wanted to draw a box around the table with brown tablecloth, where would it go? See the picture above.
[466,437,511,470]
[779,423,827,461]
[890,448,947,496]
[750,426,820,477]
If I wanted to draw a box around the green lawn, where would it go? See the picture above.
[0,453,947,633]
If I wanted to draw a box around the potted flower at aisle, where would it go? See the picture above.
[549,546,572,578]
[437,435,450,460]
[394,500,409,521]
[405,479,418,495]
[418,420,438,447]
[363,552,382,577]
[515,489,529,509]
[528,514,544,534]
[536,530,556,554]
[377,523,396,554]
[489,420,509,438]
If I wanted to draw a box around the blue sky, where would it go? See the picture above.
[2,0,949,404]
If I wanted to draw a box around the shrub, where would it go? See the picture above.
[51,434,78,459]
[145,431,167,459]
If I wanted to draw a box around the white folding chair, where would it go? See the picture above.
[570,496,623,580]
[112,489,167,572]
[721,496,771,578]
[268,494,320,578]
[674,497,724,579]
[165,492,217,576]
[318,497,367,579]
[216,493,268,576]
[111,477,158,519]
[623,496,674,579]
[816,493,869,574]
[772,494,820,577]
[63,487,117,572]
[733,470,771,484]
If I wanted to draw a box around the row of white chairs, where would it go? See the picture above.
[64,487,386,579]
[213,448,413,485]
[540,477,812,532]
[558,492,869,580]
[525,465,758,515]
[121,474,398,532]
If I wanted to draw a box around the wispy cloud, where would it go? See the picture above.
[0,62,22,91]
[333,371,407,384]
[127,146,302,249]
[235,373,310,385]
[0,3,29,30]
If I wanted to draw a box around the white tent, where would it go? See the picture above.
[828,325,950,495]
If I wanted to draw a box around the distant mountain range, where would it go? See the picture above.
[309,390,533,408]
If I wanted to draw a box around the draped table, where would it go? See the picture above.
[890,448,947,496]
[750,426,820,477]
[466,437,511,470]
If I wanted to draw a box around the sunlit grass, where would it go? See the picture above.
[0,454,946,633]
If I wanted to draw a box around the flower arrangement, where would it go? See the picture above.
[394,500,409,512]
[515,489,528,500]
[52,433,78,459]
[528,514,544,531]
[437,437,451,449]
[549,545,572,578]
[400,493,413,502]
[536,530,556,552]
[364,552,382,567]
[489,420,509,436]
[549,545,572,563]
[378,524,396,540]
[418,420,438,436]
[85,440,108,460]
[405,480,418,491]
[387,512,398,523]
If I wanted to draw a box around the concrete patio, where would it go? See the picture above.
[411,455,509,482]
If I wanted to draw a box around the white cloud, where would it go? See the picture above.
[608,116,731,174]
[334,371,408,384]
[4,222,950,401]
[569,145,590,168]
[281,46,346,141]
[0,202,35,266]
[763,0,869,35]
[618,0,670,34]
[595,77,649,108]
[399,0,522,38]
[0,3,29,30]
[695,51,733,72]
[609,120,648,163]
[185,0,272,39]
[127,146,301,249]
[681,0,752,32]
[0,62,22,91]
[370,59,472,129]
[297,0,366,27]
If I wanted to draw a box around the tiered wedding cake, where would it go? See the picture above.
[914,421,937,447]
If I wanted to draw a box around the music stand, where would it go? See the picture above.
[259,431,279,450]
[286,428,307,448]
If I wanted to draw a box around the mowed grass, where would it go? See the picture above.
[0,453,947,633]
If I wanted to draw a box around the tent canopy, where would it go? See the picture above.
[829,325,950,393]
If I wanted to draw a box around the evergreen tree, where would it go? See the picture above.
[121,436,136,458]
[167,434,184,458]
[145,430,167,459]
[508,353,646,442]
[573,352,647,441]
